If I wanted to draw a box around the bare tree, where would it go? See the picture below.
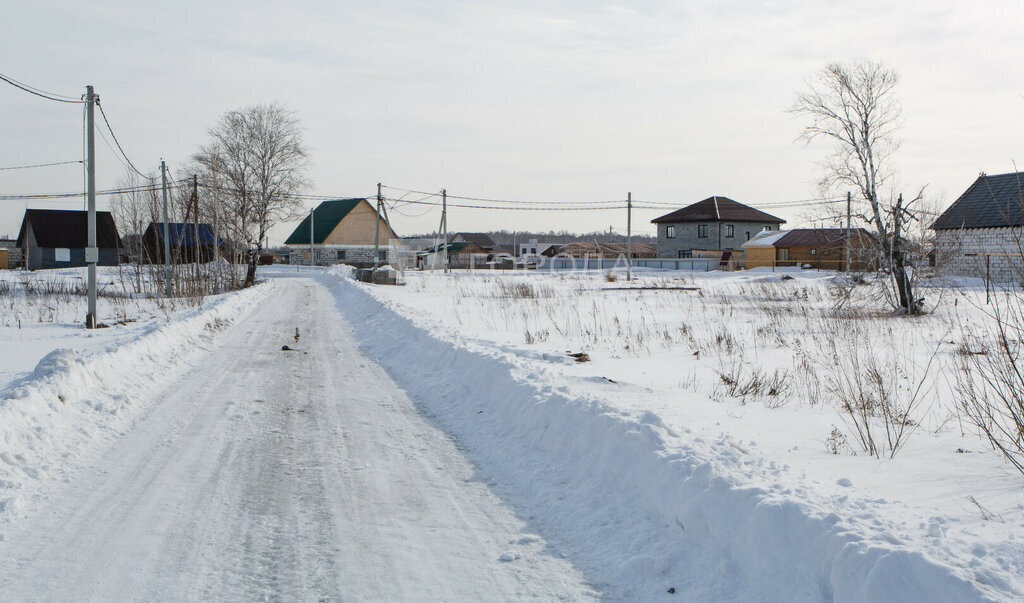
[192,103,310,287]
[792,60,925,313]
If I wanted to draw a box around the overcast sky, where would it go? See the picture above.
[2,1,1022,244]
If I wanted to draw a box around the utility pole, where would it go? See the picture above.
[85,85,97,329]
[374,183,382,270]
[309,206,315,267]
[192,175,200,284]
[626,192,633,281]
[442,189,449,274]
[160,160,171,297]
[845,191,852,273]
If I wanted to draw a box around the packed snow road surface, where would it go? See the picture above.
[0,278,594,601]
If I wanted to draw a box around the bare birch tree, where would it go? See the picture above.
[791,60,925,313]
[192,103,310,287]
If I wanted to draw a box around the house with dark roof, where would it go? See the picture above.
[742,228,875,271]
[16,209,122,270]
[450,232,497,252]
[932,172,1024,282]
[651,196,785,259]
[141,222,221,264]
[284,198,399,267]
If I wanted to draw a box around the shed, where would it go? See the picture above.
[16,209,122,270]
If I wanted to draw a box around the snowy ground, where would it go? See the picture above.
[339,266,1024,600]
[0,269,597,600]
[1,264,1022,600]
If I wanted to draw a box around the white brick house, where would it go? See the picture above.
[933,172,1024,283]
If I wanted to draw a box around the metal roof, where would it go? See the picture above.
[651,196,786,224]
[16,209,122,249]
[933,172,1024,230]
[285,198,368,245]
[144,222,220,246]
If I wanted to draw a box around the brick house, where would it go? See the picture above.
[652,196,785,258]
[285,198,398,267]
[932,172,1024,283]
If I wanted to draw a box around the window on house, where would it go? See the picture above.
[778,249,789,261]
[336,250,346,260]
[697,224,708,238]
[745,232,751,241]
[810,249,816,255]
[378,250,387,260]
[763,225,772,231]
[666,225,676,239]
[725,225,734,238]
[678,250,692,258]
[823,249,830,256]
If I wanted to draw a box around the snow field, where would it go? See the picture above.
[331,267,1022,601]
[0,277,275,529]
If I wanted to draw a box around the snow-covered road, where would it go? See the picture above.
[0,278,594,600]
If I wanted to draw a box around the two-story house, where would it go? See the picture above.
[652,196,785,258]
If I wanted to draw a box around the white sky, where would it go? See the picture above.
[2,1,1022,244]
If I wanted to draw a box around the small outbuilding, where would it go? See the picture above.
[742,228,875,271]
[16,209,122,270]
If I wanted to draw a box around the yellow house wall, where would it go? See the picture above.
[744,246,775,269]
[321,200,398,246]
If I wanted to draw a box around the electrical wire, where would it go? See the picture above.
[0,160,83,171]
[0,72,83,103]
[0,179,188,201]
[96,100,151,178]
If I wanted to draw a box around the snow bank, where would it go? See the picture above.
[0,282,275,518]
[326,274,1007,602]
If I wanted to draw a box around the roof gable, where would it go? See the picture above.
[933,172,1024,230]
[284,198,367,245]
[652,196,785,224]
[17,209,122,248]
[450,232,496,249]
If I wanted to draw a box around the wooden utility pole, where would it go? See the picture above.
[626,192,633,281]
[85,85,97,328]
[845,191,852,273]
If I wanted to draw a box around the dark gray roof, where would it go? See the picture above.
[449,232,496,249]
[651,196,785,224]
[16,209,122,248]
[933,172,1024,230]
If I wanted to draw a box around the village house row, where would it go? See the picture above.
[4,172,1023,283]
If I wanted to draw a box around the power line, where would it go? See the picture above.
[0,159,83,171]
[0,179,187,201]
[0,72,83,104]
[96,100,151,178]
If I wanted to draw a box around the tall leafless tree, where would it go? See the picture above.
[192,103,310,287]
[791,60,924,313]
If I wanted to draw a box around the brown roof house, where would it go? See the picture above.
[17,209,123,270]
[932,171,1024,282]
[285,198,398,267]
[450,232,497,252]
[742,228,875,271]
[652,196,785,259]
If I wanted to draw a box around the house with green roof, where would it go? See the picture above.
[284,198,399,267]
